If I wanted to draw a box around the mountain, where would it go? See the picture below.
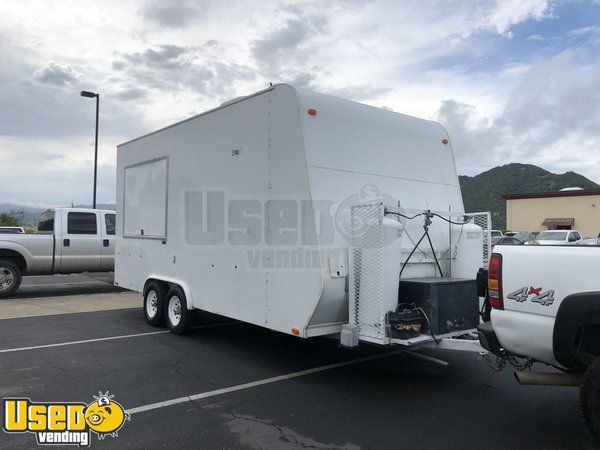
[0,204,47,225]
[0,203,115,225]
[459,163,600,229]
[3,163,598,230]
[74,203,116,211]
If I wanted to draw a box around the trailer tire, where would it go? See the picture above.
[143,281,168,326]
[580,357,600,446]
[0,259,22,298]
[165,286,194,335]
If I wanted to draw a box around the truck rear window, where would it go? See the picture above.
[67,212,97,235]
[105,214,116,235]
[537,231,567,241]
[38,211,55,232]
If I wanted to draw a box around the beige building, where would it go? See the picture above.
[504,189,600,237]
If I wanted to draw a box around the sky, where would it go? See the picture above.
[0,0,599,208]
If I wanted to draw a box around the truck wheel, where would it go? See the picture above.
[580,357,600,446]
[0,260,22,298]
[143,281,168,326]
[165,286,194,335]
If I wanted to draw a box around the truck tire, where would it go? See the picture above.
[0,259,22,298]
[143,281,168,326]
[165,286,194,335]
[580,357,600,446]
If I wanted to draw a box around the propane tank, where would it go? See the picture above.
[450,222,483,279]
[383,217,403,314]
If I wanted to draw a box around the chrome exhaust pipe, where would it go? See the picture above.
[514,371,581,387]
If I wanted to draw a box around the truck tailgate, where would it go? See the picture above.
[492,245,600,365]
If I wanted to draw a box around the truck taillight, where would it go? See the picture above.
[488,253,503,310]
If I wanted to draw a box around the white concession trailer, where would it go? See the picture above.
[116,84,489,348]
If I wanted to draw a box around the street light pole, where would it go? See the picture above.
[80,90,100,209]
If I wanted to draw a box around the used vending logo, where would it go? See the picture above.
[3,391,130,447]
[182,183,399,270]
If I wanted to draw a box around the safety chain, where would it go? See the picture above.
[481,350,534,372]
[482,352,507,372]
[506,354,534,371]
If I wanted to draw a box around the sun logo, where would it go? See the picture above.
[84,392,130,439]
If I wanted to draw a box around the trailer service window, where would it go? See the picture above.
[124,157,168,239]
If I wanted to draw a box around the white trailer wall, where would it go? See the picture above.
[116,84,465,337]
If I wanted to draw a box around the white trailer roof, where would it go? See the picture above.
[119,83,463,213]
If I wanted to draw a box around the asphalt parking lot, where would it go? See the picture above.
[0,280,594,449]
[11,273,122,299]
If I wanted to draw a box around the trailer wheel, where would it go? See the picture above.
[165,286,194,335]
[143,281,168,326]
[0,259,22,298]
[580,357,600,446]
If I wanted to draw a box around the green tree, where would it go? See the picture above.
[0,209,24,226]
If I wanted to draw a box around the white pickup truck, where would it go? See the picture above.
[531,229,583,245]
[0,208,115,297]
[478,245,600,445]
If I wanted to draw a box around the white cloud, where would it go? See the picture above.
[486,0,553,36]
[252,13,328,77]
[140,0,206,28]
[0,135,117,206]
[527,33,545,41]
[435,49,600,180]
[0,0,598,206]
[33,61,82,87]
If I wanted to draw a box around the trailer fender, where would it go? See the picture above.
[553,292,600,368]
[143,275,195,310]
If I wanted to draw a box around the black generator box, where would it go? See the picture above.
[398,278,479,335]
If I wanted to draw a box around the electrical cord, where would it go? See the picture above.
[385,208,470,225]
[398,218,444,279]
[431,212,471,225]
[384,211,422,220]
[398,230,428,279]
[385,208,430,259]
[425,228,444,277]
[452,222,465,259]
[390,208,469,279]
[403,227,431,259]
[415,307,439,345]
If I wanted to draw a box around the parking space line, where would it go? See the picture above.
[0,331,169,353]
[0,322,239,354]
[21,281,108,288]
[127,351,401,415]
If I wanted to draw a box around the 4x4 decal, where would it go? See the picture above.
[506,287,555,306]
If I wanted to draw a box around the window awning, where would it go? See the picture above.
[542,217,574,226]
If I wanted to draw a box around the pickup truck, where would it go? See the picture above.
[0,208,115,297]
[478,245,600,445]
